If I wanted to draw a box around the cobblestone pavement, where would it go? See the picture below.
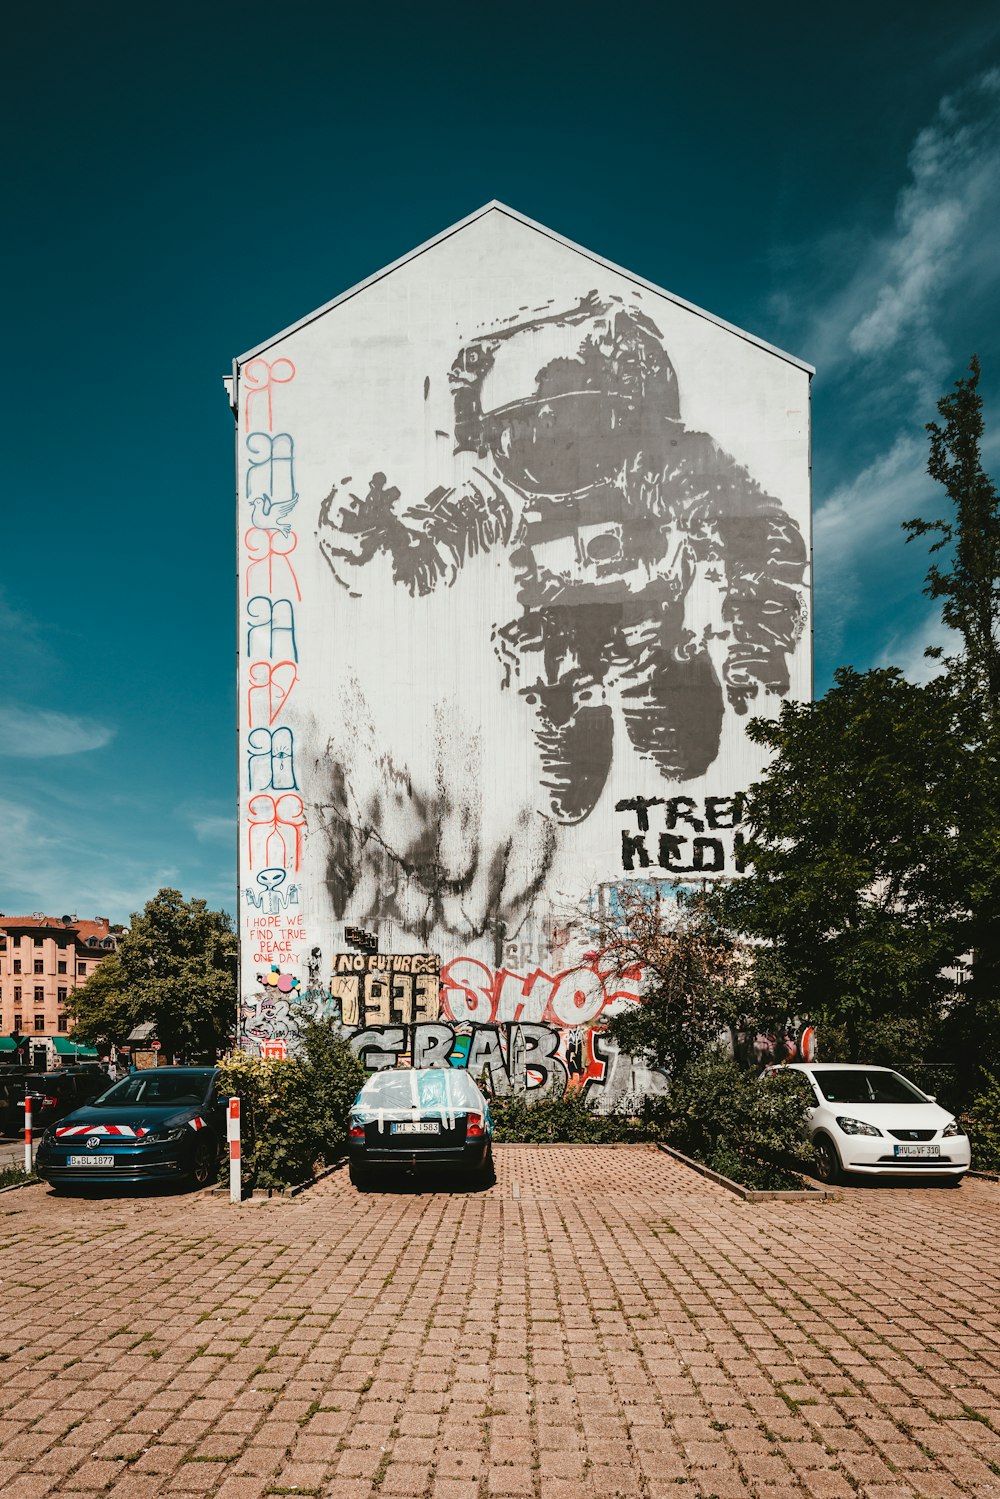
[1,1146,999,1499]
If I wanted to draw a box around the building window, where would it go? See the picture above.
[77,963,87,976]
[33,960,44,974]
[33,1015,45,1032]
[57,961,67,974]
[34,987,44,1004]
[13,961,20,974]
[58,1016,68,1033]
[13,1015,21,1031]
[57,988,67,1004]
[13,987,21,1003]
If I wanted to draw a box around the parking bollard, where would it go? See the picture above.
[228,1097,241,1203]
[24,1094,33,1174]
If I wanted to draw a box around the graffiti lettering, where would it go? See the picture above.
[616,794,747,874]
[247,726,298,790]
[439,956,640,1027]
[247,792,306,871]
[244,528,301,600]
[333,970,440,1027]
[246,597,298,661]
[243,356,296,431]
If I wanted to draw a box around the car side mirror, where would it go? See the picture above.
[926,1094,936,1103]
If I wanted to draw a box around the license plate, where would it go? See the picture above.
[68,1155,114,1167]
[893,1144,940,1158]
[391,1122,440,1135]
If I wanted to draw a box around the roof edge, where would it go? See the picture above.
[234,200,814,376]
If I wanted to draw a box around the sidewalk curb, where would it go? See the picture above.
[656,1143,839,1203]
[0,1176,42,1196]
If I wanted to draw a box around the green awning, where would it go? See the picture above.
[51,1037,99,1058]
[0,1038,16,1052]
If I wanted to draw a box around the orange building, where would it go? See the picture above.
[0,914,121,1068]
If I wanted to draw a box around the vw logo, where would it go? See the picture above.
[86,1136,102,1151]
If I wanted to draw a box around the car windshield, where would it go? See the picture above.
[357,1069,484,1113]
[92,1071,213,1108]
[812,1069,929,1104]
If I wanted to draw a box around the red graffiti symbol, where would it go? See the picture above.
[247,660,298,727]
[244,528,301,600]
[247,793,305,871]
[439,957,642,1028]
[243,356,295,431]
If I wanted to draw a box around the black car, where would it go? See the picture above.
[347,1067,494,1188]
[0,1069,34,1136]
[34,1067,224,1190]
[18,1069,112,1133]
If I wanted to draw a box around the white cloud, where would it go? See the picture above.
[800,69,1000,394]
[814,432,930,571]
[876,613,958,684]
[0,706,115,758]
[191,814,235,843]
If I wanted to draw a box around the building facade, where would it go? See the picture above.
[0,915,119,1066]
[229,204,813,1107]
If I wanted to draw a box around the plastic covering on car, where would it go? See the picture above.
[352,1068,486,1132]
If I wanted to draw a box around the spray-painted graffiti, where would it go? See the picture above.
[319,290,807,826]
[239,355,315,1049]
[616,793,748,874]
[439,954,641,1025]
[345,1019,665,1111]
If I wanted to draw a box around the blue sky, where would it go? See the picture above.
[4,1,1000,923]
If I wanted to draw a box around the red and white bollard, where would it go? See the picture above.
[228,1097,241,1204]
[24,1093,33,1174]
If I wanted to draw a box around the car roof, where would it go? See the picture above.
[784,1062,895,1071]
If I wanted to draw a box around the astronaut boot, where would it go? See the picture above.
[521,678,613,823]
[619,644,725,781]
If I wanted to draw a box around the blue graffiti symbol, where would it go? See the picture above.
[246,431,297,504]
[246,596,298,660]
[247,726,299,791]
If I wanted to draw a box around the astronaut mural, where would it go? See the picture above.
[232,205,813,1106]
[319,291,807,824]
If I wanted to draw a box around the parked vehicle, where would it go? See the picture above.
[775,1063,971,1185]
[17,1069,111,1132]
[0,1069,34,1136]
[34,1067,224,1190]
[348,1067,493,1188]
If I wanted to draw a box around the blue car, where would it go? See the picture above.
[348,1067,494,1188]
[34,1067,224,1190]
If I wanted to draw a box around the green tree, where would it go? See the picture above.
[68,889,237,1059]
[904,355,1000,1055]
[713,668,966,1057]
[710,358,1000,1081]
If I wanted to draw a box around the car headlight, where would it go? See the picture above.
[941,1119,964,1138]
[835,1116,883,1137]
[142,1128,186,1144]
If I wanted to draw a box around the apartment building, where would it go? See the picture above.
[0,914,121,1064]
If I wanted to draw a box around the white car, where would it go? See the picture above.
[776,1063,971,1185]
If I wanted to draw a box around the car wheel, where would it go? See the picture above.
[190,1138,214,1189]
[349,1159,372,1191]
[814,1136,842,1185]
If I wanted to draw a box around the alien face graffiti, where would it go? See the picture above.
[319,291,807,825]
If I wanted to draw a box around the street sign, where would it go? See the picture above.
[150,1040,161,1052]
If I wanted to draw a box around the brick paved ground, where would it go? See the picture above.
[1,1146,999,1499]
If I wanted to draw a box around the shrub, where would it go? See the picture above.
[216,1021,365,1190]
[661,1054,813,1188]
[962,1072,1000,1171]
[491,1089,658,1144]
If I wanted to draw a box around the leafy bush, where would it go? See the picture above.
[661,1054,813,1189]
[962,1072,1000,1171]
[216,1020,365,1190]
[491,1090,658,1143]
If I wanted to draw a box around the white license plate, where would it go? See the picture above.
[68,1155,114,1167]
[391,1122,440,1135]
[894,1144,940,1158]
